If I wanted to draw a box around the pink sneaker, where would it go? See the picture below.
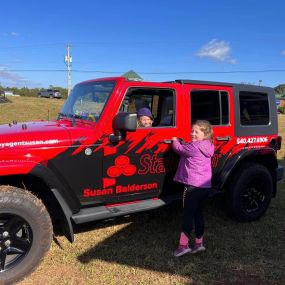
[173,245,191,257]
[191,243,205,254]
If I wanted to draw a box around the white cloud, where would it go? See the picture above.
[1,32,20,37]
[196,39,236,64]
[282,50,285,56]
[0,67,27,86]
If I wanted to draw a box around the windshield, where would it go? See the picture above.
[59,80,116,122]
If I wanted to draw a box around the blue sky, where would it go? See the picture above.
[0,0,285,89]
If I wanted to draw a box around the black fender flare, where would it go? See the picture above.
[218,147,278,190]
[50,188,74,242]
[30,164,81,242]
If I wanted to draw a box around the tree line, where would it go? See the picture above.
[0,85,68,99]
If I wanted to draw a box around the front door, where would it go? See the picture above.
[102,84,185,204]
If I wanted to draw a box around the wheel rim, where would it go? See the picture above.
[0,214,33,272]
[242,178,267,214]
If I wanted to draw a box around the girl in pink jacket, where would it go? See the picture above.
[172,120,214,257]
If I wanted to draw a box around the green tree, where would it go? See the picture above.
[122,70,143,81]
[274,84,285,94]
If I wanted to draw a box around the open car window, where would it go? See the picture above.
[120,87,175,127]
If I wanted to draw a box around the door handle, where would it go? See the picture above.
[163,138,184,144]
[216,136,231,141]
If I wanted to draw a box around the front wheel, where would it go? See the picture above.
[0,186,53,284]
[226,163,273,222]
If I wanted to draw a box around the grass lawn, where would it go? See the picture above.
[1,97,284,285]
[0,96,64,124]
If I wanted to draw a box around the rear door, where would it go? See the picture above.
[184,84,234,188]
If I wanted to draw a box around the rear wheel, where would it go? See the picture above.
[0,186,53,284]
[226,163,273,221]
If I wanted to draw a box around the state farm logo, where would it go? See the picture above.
[107,155,137,178]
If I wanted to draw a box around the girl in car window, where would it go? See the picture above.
[137,107,153,127]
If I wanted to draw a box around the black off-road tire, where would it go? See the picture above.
[226,163,273,222]
[0,186,53,284]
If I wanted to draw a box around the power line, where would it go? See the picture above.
[0,37,284,49]
[2,69,285,74]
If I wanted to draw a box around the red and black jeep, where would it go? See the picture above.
[0,77,283,283]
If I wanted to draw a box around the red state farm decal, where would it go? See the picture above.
[107,156,137,178]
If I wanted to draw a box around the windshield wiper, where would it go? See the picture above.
[58,112,95,126]
[57,112,76,126]
[57,112,69,120]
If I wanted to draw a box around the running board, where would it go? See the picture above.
[72,195,180,224]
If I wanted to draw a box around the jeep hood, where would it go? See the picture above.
[0,120,71,150]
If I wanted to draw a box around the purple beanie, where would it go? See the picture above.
[137,107,153,119]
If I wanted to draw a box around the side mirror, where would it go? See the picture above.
[113,112,137,132]
[109,112,137,143]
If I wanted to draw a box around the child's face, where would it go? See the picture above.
[191,125,206,141]
[138,116,153,127]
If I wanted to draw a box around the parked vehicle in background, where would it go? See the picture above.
[0,90,14,96]
[0,77,283,284]
[38,89,62,98]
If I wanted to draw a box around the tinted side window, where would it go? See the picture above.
[190,90,229,125]
[239,91,269,125]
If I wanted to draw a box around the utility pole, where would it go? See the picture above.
[64,44,72,96]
